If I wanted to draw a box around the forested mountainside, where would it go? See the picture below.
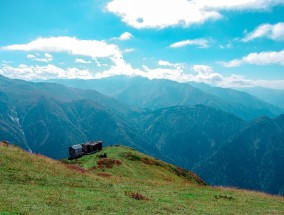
[1,75,284,195]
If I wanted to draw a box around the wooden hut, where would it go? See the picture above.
[69,144,83,159]
[82,141,103,154]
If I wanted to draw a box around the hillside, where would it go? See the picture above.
[138,105,245,168]
[195,115,284,195]
[1,142,283,214]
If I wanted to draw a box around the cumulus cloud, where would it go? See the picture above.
[1,62,284,89]
[27,53,53,62]
[122,48,135,53]
[119,32,134,40]
[242,22,284,42]
[106,0,284,29]
[75,58,91,64]
[158,60,181,67]
[189,65,284,89]
[221,49,284,67]
[95,55,145,78]
[142,65,184,80]
[170,39,209,48]
[0,64,94,80]
[189,65,224,84]
[2,36,121,59]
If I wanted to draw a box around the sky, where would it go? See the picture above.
[0,0,284,89]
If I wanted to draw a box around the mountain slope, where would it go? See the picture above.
[0,92,29,150]
[0,75,154,159]
[138,105,245,168]
[1,142,283,214]
[195,115,284,195]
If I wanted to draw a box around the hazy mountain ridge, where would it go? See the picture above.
[47,76,284,120]
[237,87,284,109]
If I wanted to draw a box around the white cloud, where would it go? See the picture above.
[189,65,224,84]
[189,65,284,89]
[219,41,233,49]
[142,65,184,80]
[193,65,215,75]
[158,60,180,67]
[2,36,121,59]
[44,53,53,59]
[75,59,91,64]
[242,22,284,42]
[95,55,145,78]
[106,0,284,29]
[170,39,209,48]
[27,53,53,62]
[1,62,284,89]
[0,64,94,80]
[119,32,134,40]
[221,49,284,67]
[122,48,135,53]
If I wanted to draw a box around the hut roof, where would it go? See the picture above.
[70,144,83,150]
[83,141,103,146]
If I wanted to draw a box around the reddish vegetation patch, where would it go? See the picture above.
[140,157,155,165]
[1,140,10,147]
[97,158,122,169]
[67,165,86,173]
[173,167,207,185]
[125,192,148,200]
[97,172,112,177]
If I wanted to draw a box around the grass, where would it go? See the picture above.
[0,142,283,214]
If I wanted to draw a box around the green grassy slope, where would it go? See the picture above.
[0,142,283,215]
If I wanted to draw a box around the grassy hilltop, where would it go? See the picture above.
[0,141,283,214]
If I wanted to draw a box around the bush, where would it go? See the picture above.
[97,158,122,169]
[171,166,206,185]
[67,165,86,173]
[214,195,235,201]
[125,192,148,200]
[123,152,141,161]
[97,172,111,177]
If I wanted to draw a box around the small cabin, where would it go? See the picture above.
[69,144,83,159]
[82,141,103,154]
[69,141,103,160]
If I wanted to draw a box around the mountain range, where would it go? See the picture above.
[0,74,284,195]
[47,76,283,120]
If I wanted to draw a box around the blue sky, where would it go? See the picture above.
[0,0,284,89]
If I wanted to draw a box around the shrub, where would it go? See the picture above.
[214,195,236,201]
[97,153,107,158]
[67,165,86,173]
[97,158,122,169]
[141,157,155,165]
[125,192,148,200]
[123,152,141,161]
[97,172,111,177]
[171,166,206,185]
